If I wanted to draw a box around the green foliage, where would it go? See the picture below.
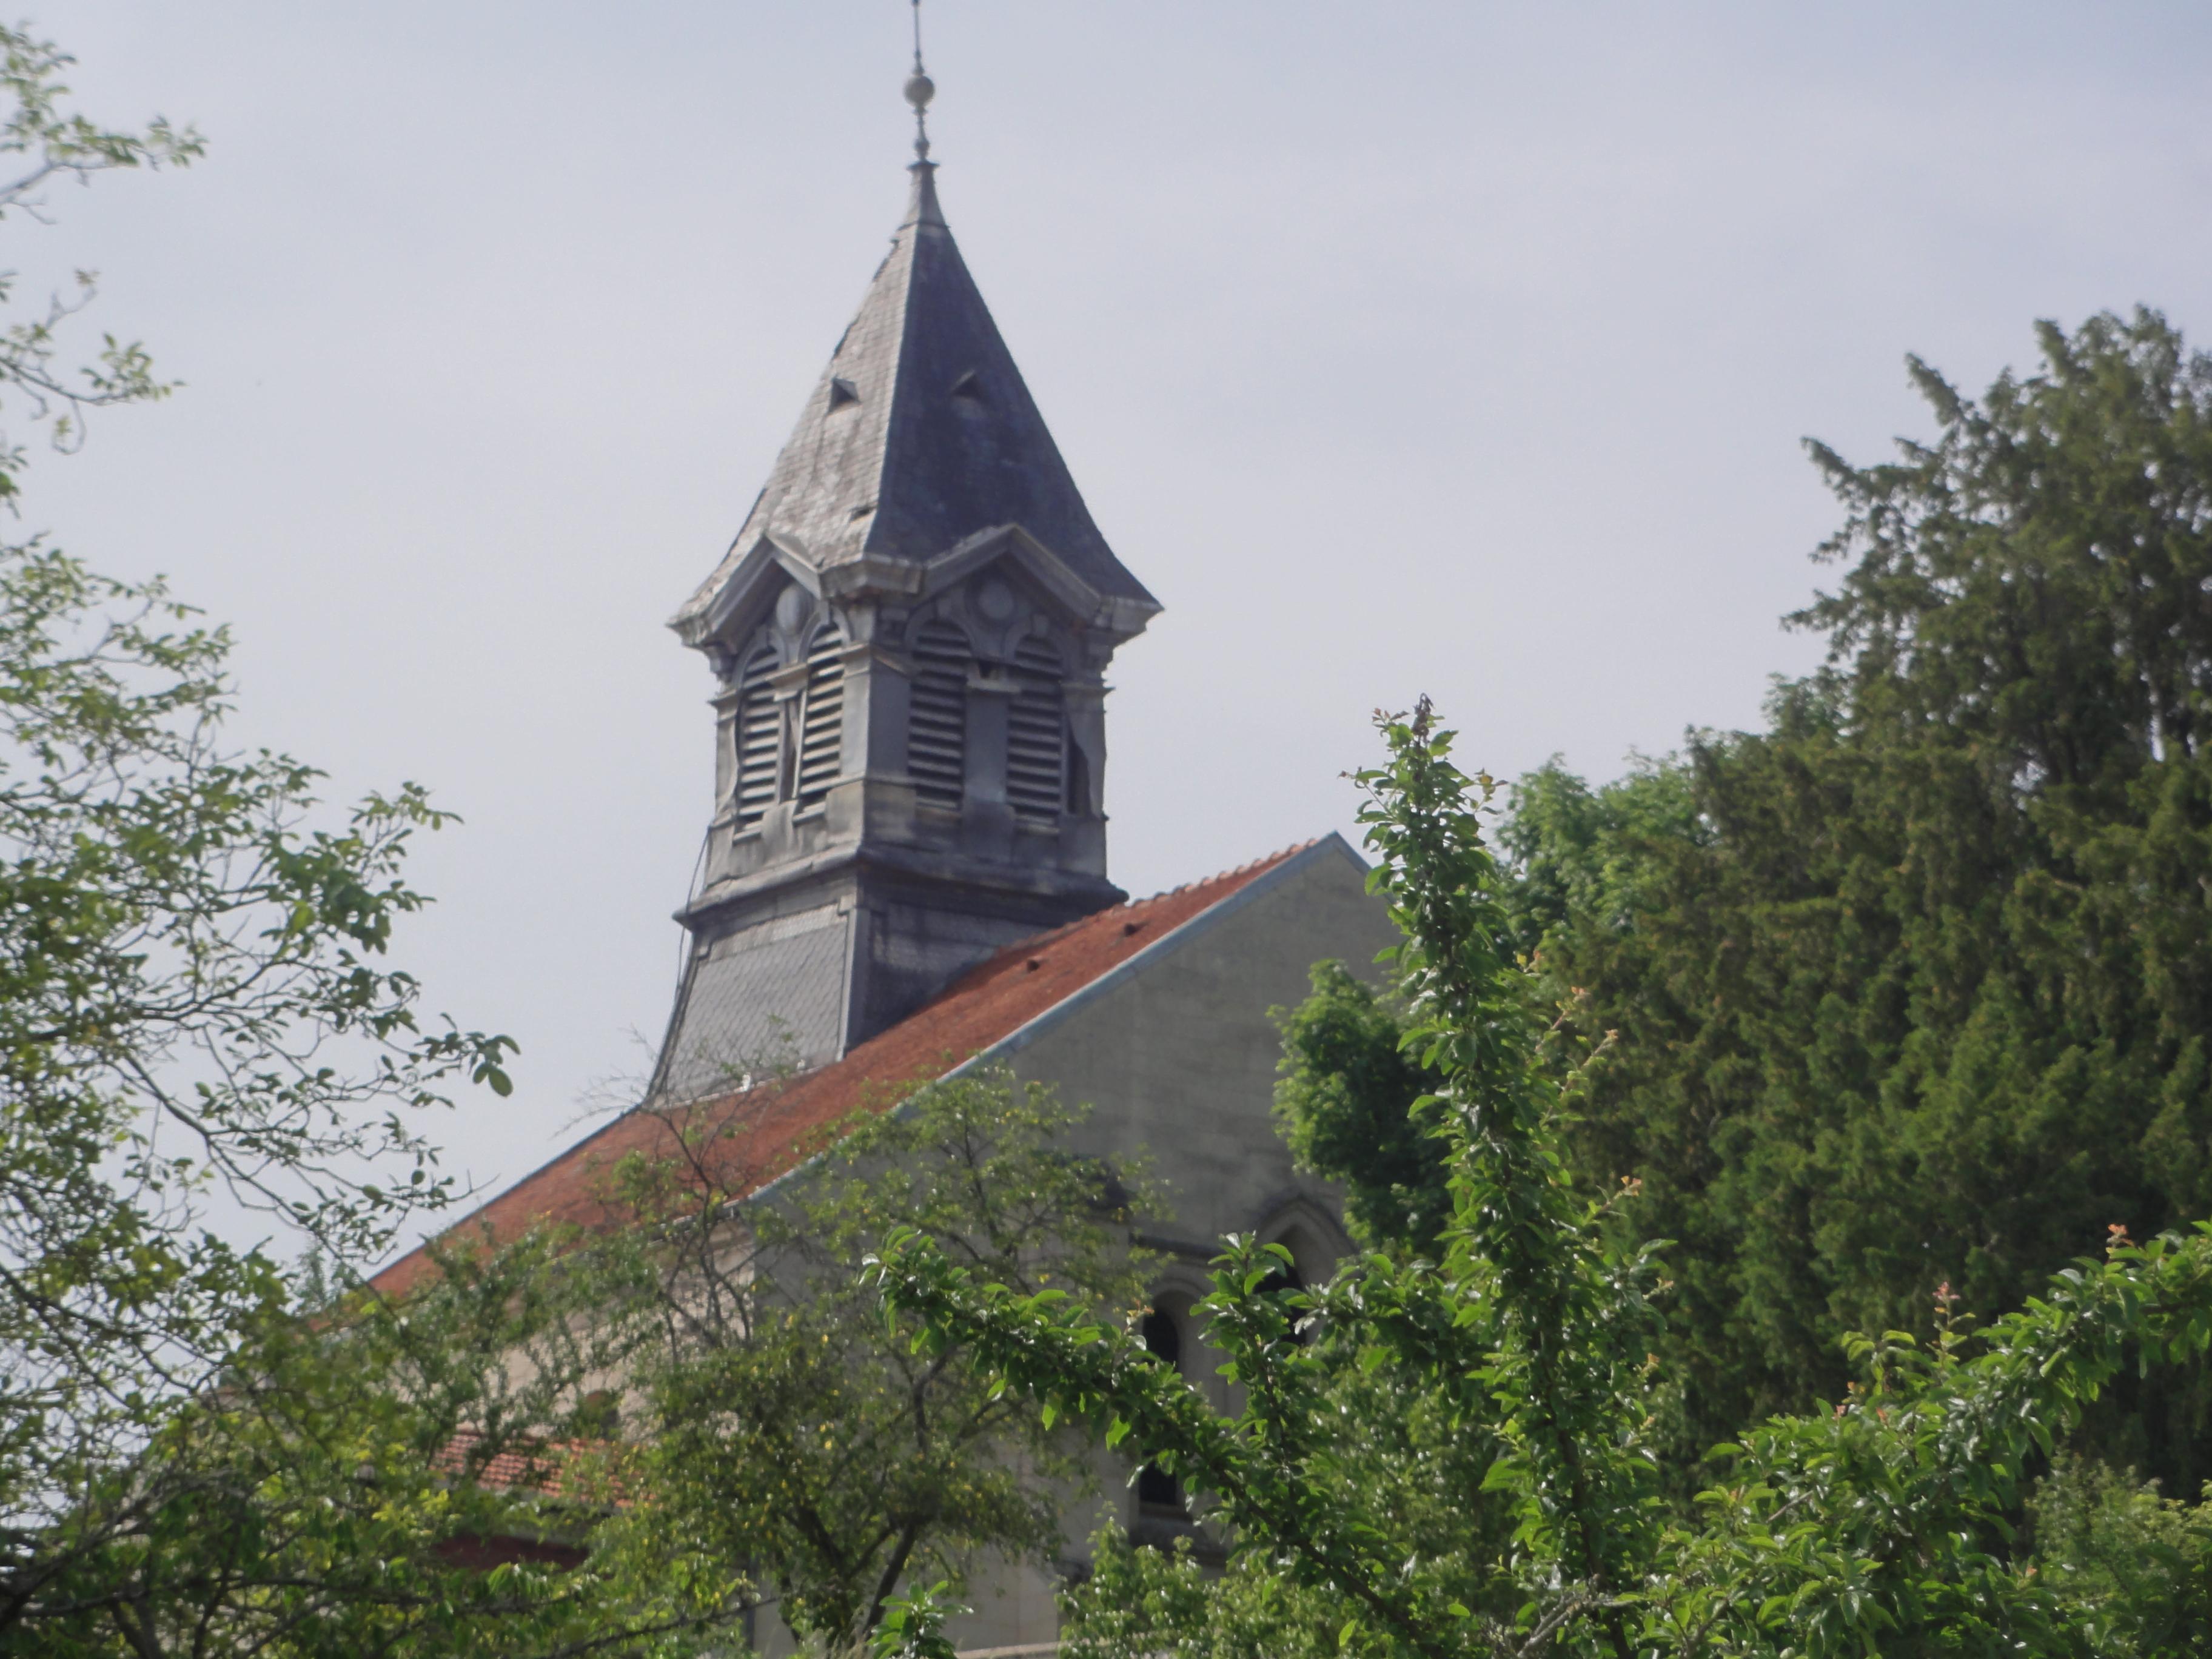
[0,24,199,500]
[875,702,2212,1658]
[0,426,521,1570]
[8,1232,659,1659]
[2028,1457,2212,1654]
[0,29,626,1655]
[1274,962,1447,1250]
[1060,1529,1342,1659]
[1275,310,2212,1495]
[869,1581,965,1659]
[1530,310,2212,1487]
[583,1071,1159,1654]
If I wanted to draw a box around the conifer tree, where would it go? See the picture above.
[1278,311,2212,1491]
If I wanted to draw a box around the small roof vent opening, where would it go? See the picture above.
[848,501,876,521]
[949,367,984,402]
[827,377,860,411]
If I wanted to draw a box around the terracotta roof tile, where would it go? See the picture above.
[369,842,1319,1301]
[432,1430,591,1500]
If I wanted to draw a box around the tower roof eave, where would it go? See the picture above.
[672,520,1162,652]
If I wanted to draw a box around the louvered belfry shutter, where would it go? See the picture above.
[1006,635,1065,826]
[796,624,845,808]
[733,638,783,826]
[907,620,969,809]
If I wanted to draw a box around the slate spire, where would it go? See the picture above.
[671,138,1156,641]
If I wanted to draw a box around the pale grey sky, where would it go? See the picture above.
[27,2,2212,1242]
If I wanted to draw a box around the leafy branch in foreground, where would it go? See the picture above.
[0,30,549,1649]
[0,537,546,1655]
[5,1230,664,1659]
[874,700,2212,1659]
[0,22,200,497]
[1,540,517,1489]
[582,1071,1160,1655]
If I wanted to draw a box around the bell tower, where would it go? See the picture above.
[651,66,1159,1099]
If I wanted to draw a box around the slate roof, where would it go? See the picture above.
[672,163,1157,631]
[369,840,1327,1302]
[655,904,854,1102]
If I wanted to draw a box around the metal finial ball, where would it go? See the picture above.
[904,71,935,110]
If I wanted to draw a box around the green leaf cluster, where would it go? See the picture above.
[0,23,199,502]
[876,700,2212,1658]
[1276,960,1448,1252]
[577,1071,1161,1654]
[0,31,616,1654]
[1278,310,2212,1498]
[7,1230,670,1659]
[1520,310,2212,1491]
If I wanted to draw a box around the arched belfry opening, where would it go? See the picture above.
[907,618,970,810]
[651,141,1161,1095]
[732,637,782,828]
[1006,634,1065,827]
[796,620,846,810]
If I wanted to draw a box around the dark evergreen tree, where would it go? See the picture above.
[1276,309,2212,1490]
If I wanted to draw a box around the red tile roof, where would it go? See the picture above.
[369,843,1319,1301]
[432,1430,593,1500]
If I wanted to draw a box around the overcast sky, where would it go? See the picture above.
[27,2,2212,1244]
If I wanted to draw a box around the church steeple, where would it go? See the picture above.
[652,73,1159,1101]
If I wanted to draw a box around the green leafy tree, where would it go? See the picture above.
[1277,311,2212,1493]
[12,1232,666,1659]
[2027,1456,2212,1654]
[0,27,660,1655]
[1275,962,1446,1252]
[1535,310,2212,1487]
[0,24,198,499]
[868,1581,965,1659]
[874,702,2212,1659]
[579,1071,1159,1655]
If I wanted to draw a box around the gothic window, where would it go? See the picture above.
[907,619,970,809]
[732,637,783,828]
[1260,1227,1317,1346]
[1005,635,1065,826]
[1136,1304,1185,1514]
[796,622,846,808]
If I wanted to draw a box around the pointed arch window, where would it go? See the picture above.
[733,637,783,828]
[1136,1303,1186,1515]
[908,619,970,810]
[1006,635,1065,826]
[796,622,846,809]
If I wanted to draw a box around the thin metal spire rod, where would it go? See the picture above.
[905,0,935,163]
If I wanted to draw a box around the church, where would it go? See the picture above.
[373,55,1394,1654]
